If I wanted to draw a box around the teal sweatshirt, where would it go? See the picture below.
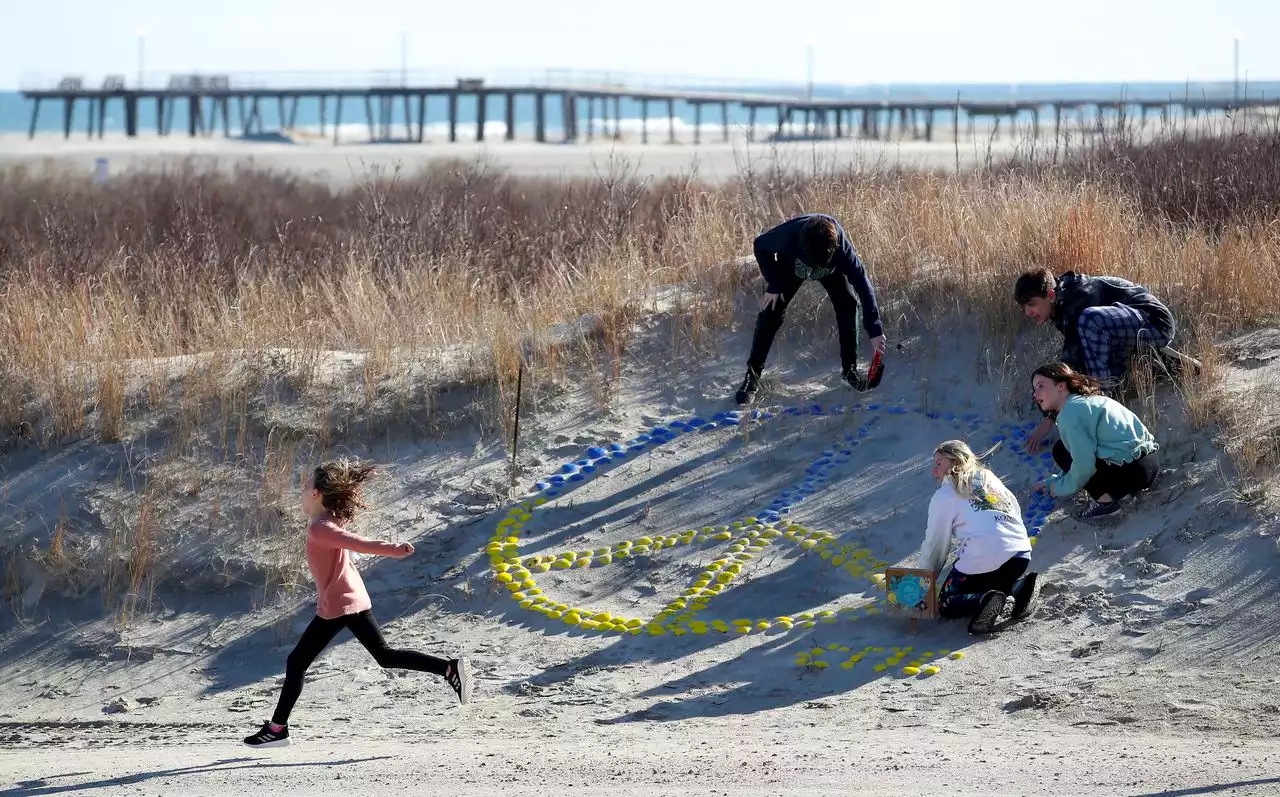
[1048,394,1159,497]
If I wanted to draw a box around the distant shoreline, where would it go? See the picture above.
[0,128,1069,183]
[1,109,1267,183]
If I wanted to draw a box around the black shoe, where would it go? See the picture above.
[1011,572,1038,621]
[967,590,1007,635]
[243,721,290,748]
[842,367,870,392]
[445,657,472,705]
[1148,468,1167,491]
[1077,499,1122,521]
[1096,376,1124,400]
[1156,345,1202,379]
[735,367,762,405]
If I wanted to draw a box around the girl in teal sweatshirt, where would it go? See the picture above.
[1030,363,1160,519]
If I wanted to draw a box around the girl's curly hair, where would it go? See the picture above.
[311,458,377,521]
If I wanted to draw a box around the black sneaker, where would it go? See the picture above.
[243,721,290,748]
[1096,376,1124,401]
[1077,499,1122,521]
[1156,346,1202,379]
[735,368,762,405]
[842,368,870,392]
[445,657,472,705]
[967,590,1006,635]
[1010,572,1038,621]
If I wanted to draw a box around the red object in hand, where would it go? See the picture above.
[866,349,884,389]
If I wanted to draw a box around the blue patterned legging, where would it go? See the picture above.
[1077,305,1170,381]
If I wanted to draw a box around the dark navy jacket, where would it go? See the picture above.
[1053,271,1176,370]
[752,214,884,339]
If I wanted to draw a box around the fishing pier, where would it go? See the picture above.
[19,71,1271,145]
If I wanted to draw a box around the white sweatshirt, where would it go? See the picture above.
[917,470,1032,576]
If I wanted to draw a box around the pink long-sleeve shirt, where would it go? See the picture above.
[306,518,403,619]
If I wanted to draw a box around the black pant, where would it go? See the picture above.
[938,554,1031,618]
[1052,440,1159,502]
[747,271,863,374]
[271,609,448,725]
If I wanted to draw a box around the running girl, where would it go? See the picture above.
[243,458,471,748]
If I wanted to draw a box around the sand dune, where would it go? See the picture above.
[1,284,1278,794]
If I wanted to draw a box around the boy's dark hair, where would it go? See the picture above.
[800,216,839,266]
[312,458,378,521]
[1014,268,1057,305]
[1032,362,1103,397]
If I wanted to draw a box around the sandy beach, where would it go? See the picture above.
[1,288,1278,795]
[7,726,1279,795]
[3,107,1280,795]
[4,106,1260,184]
[0,129,1054,183]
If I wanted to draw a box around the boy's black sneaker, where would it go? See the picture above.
[735,367,762,404]
[243,721,290,748]
[843,368,870,392]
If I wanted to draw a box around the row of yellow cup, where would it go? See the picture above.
[797,643,966,676]
[488,497,895,639]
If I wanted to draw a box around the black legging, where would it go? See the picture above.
[747,270,864,374]
[938,554,1031,619]
[272,609,448,726]
[1052,440,1159,502]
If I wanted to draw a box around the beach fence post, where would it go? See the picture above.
[509,360,525,493]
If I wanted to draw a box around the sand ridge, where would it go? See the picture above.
[1,299,1278,794]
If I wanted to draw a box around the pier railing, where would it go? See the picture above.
[17,68,815,95]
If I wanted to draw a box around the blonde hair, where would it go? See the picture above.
[934,439,1001,500]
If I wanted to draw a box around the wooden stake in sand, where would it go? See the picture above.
[499,360,519,498]
[509,361,524,494]
[884,567,939,635]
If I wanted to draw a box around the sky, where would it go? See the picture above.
[2,0,1276,90]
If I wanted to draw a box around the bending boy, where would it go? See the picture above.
[736,213,887,404]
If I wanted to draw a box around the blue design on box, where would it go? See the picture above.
[893,575,929,610]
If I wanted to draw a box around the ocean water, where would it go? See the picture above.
[2,80,1273,139]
